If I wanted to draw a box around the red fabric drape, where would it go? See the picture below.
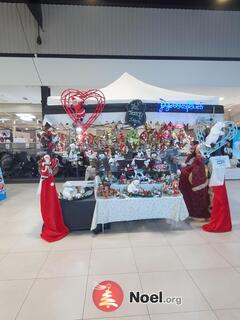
[202,183,232,233]
[40,176,69,242]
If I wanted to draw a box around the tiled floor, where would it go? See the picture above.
[0,181,240,319]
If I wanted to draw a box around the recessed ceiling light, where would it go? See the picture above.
[16,113,36,121]
[219,97,225,101]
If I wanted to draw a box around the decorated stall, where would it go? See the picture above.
[39,73,226,233]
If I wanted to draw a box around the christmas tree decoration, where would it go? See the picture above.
[126,128,140,150]
[99,284,118,309]
[92,280,124,312]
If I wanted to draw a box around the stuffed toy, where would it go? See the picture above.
[205,122,226,148]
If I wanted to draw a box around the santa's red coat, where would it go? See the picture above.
[39,159,69,242]
[179,157,210,219]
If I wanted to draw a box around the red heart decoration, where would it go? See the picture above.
[61,89,105,131]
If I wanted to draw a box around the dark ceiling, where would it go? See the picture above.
[1,0,240,11]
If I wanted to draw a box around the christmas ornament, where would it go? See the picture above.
[61,89,105,131]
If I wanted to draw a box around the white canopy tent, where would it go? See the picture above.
[48,72,219,105]
[45,72,222,125]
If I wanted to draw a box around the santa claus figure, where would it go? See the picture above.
[38,155,69,242]
[179,146,210,220]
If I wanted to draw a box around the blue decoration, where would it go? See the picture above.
[0,190,6,201]
[159,102,204,113]
[195,121,237,157]
[232,128,240,160]
[0,167,6,201]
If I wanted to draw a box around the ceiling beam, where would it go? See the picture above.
[0,0,240,11]
[25,1,43,29]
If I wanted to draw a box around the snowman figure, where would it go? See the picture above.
[127,180,140,194]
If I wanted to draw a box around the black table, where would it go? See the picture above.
[60,196,111,233]
[60,195,96,231]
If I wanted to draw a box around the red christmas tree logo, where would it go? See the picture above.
[92,280,124,312]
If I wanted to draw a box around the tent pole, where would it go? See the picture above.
[41,86,51,121]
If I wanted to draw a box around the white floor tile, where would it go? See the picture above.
[198,230,240,244]
[0,235,19,252]
[95,317,150,320]
[0,253,6,262]
[133,246,184,272]
[190,268,240,309]
[17,276,87,320]
[213,243,240,267]
[89,248,137,275]
[92,233,131,249]
[0,279,33,320]
[165,230,207,246]
[150,311,217,320]
[51,233,93,251]
[83,273,148,319]
[129,231,169,247]
[10,234,52,252]
[0,252,48,280]
[173,244,230,270]
[214,309,240,320]
[140,271,210,314]
[38,250,90,278]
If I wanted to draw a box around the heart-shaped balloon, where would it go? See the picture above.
[195,120,237,157]
[61,89,105,131]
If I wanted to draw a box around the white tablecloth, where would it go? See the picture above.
[110,182,163,192]
[225,168,240,180]
[91,195,189,230]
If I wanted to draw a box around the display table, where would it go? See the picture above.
[225,168,240,180]
[91,195,189,231]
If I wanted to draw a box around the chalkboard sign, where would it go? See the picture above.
[125,100,146,128]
